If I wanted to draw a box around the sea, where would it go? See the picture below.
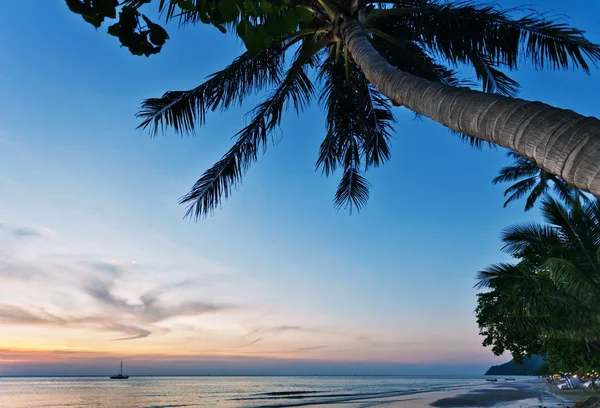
[0,375,566,408]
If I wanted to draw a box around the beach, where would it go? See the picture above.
[357,379,577,408]
[547,383,600,405]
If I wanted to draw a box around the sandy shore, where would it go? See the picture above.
[307,379,596,408]
[366,380,574,408]
[547,383,600,404]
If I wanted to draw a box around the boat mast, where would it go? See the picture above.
[120,360,123,376]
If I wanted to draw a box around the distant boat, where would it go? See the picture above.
[110,361,129,380]
[505,378,516,381]
[486,378,498,382]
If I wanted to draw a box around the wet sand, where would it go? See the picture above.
[374,380,573,408]
[430,387,543,407]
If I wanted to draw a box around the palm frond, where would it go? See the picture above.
[137,40,293,135]
[493,152,540,184]
[362,86,394,169]
[544,258,600,300]
[178,36,327,219]
[475,262,521,290]
[396,1,600,72]
[501,221,561,257]
[468,52,520,97]
[316,131,340,176]
[524,179,548,211]
[368,29,468,87]
[367,29,494,149]
[318,56,367,210]
[552,176,590,208]
[540,196,576,232]
[317,50,395,213]
[514,12,600,72]
[334,165,371,213]
[501,177,537,208]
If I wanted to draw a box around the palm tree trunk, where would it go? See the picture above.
[341,19,600,199]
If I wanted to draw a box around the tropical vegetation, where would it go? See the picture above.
[475,196,600,374]
[66,0,600,217]
[492,152,588,212]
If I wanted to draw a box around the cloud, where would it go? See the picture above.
[0,304,64,324]
[89,261,123,276]
[229,337,263,349]
[12,227,41,238]
[84,278,232,323]
[84,279,130,310]
[249,325,321,336]
[106,322,152,341]
[0,304,151,341]
[295,346,328,352]
[0,258,40,279]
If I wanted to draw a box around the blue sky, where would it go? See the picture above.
[0,0,599,376]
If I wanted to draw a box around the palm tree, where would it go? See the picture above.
[104,0,600,217]
[493,152,587,211]
[476,197,600,355]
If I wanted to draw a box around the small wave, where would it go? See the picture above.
[256,391,321,396]
[246,385,476,408]
[142,405,192,408]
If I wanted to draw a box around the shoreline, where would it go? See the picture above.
[368,379,578,408]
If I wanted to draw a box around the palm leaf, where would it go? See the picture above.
[367,30,494,149]
[524,179,548,211]
[137,39,299,135]
[363,87,394,169]
[501,221,561,257]
[544,257,600,301]
[499,177,536,208]
[493,152,541,184]
[475,262,522,290]
[468,52,520,97]
[396,1,600,72]
[317,51,394,213]
[179,36,328,219]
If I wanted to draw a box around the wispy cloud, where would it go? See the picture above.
[0,230,235,343]
[0,304,64,324]
[0,258,40,279]
[88,261,123,276]
[0,304,151,340]
[295,346,328,352]
[229,337,263,349]
[107,322,152,341]
[12,227,41,238]
[248,325,321,336]
[84,278,232,323]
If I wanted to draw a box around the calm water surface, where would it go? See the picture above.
[0,376,490,408]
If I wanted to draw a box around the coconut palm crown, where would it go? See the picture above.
[68,0,600,218]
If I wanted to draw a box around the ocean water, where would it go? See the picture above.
[0,376,560,408]
[0,376,566,408]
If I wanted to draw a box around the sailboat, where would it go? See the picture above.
[110,361,129,379]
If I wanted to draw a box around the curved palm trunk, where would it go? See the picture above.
[341,19,600,198]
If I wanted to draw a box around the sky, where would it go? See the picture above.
[0,0,599,376]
